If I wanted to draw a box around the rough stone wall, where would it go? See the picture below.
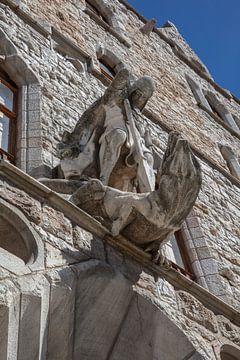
[12,0,240,170]
[0,177,240,359]
[0,0,239,358]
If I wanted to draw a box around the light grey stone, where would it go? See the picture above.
[46,268,76,360]
[73,262,133,360]
[0,304,9,358]
[18,294,41,360]
[140,18,156,35]
[220,144,240,179]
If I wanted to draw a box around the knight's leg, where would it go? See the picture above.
[99,129,127,185]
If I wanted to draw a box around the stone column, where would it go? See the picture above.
[220,145,240,179]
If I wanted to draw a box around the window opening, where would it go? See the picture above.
[99,59,115,81]
[166,230,194,279]
[0,68,17,163]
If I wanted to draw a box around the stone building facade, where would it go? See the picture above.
[0,0,240,359]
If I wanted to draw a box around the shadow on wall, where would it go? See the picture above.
[71,262,204,360]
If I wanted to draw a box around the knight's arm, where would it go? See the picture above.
[102,68,130,104]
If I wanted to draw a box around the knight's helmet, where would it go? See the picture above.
[128,76,155,110]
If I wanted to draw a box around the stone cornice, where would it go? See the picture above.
[144,108,240,189]
[198,103,240,140]
[0,159,240,326]
[1,0,239,107]
[119,0,240,105]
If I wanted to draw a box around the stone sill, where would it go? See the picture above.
[84,8,131,48]
[0,159,240,326]
[198,103,240,140]
[143,108,240,189]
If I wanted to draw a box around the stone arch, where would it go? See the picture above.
[0,29,44,176]
[0,198,44,273]
[96,44,126,74]
[73,262,204,360]
[220,344,240,360]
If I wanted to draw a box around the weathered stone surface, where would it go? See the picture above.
[69,131,201,250]
[0,280,21,359]
[18,294,41,360]
[0,179,42,224]
[46,268,76,360]
[73,226,106,261]
[42,205,72,244]
[217,316,240,346]
[0,0,239,358]
[73,261,133,359]
[177,291,218,333]
[0,304,9,358]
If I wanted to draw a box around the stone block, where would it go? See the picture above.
[177,291,218,333]
[46,268,76,359]
[191,260,204,278]
[192,236,208,248]
[73,226,106,261]
[196,246,213,260]
[205,274,230,297]
[73,261,133,360]
[42,205,72,243]
[0,304,9,358]
[18,294,41,360]
[189,227,204,240]
[110,294,198,360]
[186,216,200,229]
[0,281,21,359]
[200,258,218,276]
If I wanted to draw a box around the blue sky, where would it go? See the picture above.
[127,0,240,98]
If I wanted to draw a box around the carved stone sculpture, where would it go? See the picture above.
[43,69,202,256]
[70,132,202,248]
[58,68,156,192]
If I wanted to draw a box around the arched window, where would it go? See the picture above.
[221,353,238,360]
[0,198,44,273]
[92,45,125,84]
[0,68,17,163]
[165,230,194,279]
[220,345,240,360]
